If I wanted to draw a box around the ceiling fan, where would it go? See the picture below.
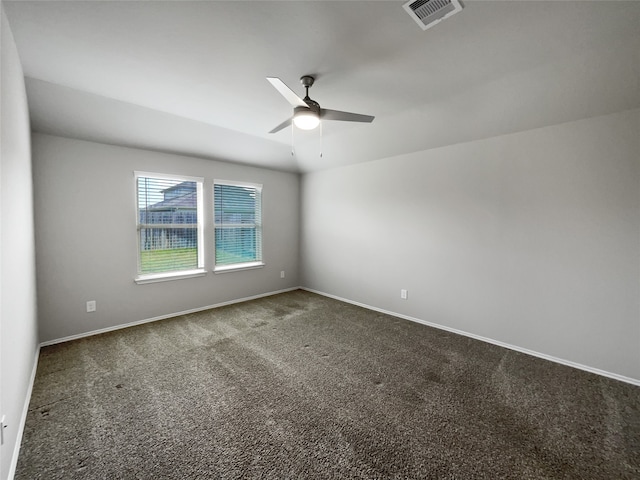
[267,75,374,133]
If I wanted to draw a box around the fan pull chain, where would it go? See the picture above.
[319,121,323,158]
[291,123,295,156]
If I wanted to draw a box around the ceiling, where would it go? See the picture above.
[3,0,640,173]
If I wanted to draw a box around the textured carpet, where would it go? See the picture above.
[16,290,640,479]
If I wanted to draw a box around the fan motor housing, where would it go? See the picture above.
[295,104,319,117]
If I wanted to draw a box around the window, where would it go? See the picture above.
[135,172,205,283]
[214,180,263,272]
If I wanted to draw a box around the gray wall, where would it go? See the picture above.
[32,134,300,343]
[1,5,39,479]
[301,109,640,382]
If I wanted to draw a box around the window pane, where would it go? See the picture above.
[136,174,203,277]
[214,184,259,224]
[138,178,197,212]
[215,227,259,265]
[139,228,199,273]
[214,181,262,268]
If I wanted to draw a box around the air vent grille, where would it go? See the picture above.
[403,0,463,31]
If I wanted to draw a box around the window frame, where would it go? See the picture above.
[213,179,264,274]
[134,171,206,284]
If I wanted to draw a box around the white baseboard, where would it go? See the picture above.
[13,288,301,478]
[37,284,640,383]
[302,287,640,387]
[13,285,638,480]
[7,346,40,480]
[40,287,300,347]
[9,285,638,480]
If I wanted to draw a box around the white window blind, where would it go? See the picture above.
[135,172,204,281]
[214,180,263,270]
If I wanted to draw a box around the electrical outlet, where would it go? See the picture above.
[400,289,408,300]
[1,415,6,445]
[86,300,96,312]
[280,271,285,278]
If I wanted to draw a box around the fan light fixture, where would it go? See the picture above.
[293,108,320,130]
[267,76,374,134]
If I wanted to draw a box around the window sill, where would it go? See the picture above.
[135,269,207,284]
[214,262,265,274]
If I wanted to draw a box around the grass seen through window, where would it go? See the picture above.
[140,247,256,273]
[139,247,197,274]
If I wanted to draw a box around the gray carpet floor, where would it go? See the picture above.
[15,290,640,479]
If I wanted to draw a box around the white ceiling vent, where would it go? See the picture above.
[403,0,464,31]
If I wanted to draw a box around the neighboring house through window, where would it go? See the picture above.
[135,172,205,283]
[214,180,263,272]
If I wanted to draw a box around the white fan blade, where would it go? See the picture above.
[321,109,374,123]
[267,77,307,107]
[269,117,293,134]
